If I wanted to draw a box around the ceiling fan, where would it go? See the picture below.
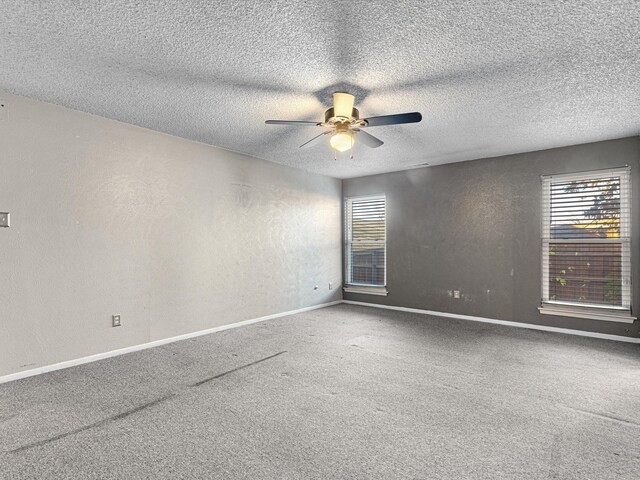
[265,92,422,154]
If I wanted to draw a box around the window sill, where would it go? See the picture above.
[343,285,388,296]
[539,303,636,323]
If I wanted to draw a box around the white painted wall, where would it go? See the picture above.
[0,92,342,377]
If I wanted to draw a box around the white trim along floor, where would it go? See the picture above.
[1,299,637,385]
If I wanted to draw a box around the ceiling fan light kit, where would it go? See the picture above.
[330,124,354,153]
[265,92,422,156]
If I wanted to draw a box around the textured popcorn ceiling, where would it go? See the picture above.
[1,1,639,178]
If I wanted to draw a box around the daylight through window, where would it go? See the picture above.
[541,168,631,313]
[345,195,386,290]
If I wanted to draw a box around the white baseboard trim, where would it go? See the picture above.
[0,300,342,385]
[342,300,640,344]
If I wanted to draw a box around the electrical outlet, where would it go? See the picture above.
[453,290,460,299]
[0,101,6,121]
[0,213,9,228]
[112,315,121,327]
[329,282,333,290]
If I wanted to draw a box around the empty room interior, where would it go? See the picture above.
[1,1,639,479]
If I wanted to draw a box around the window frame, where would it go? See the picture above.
[539,167,635,323]
[343,194,388,296]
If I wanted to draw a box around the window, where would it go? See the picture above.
[540,168,634,322]
[344,195,387,295]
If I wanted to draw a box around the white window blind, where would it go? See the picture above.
[345,195,386,289]
[541,168,632,314]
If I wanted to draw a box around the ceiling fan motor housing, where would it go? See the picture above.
[324,107,360,124]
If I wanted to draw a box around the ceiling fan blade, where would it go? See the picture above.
[362,112,422,127]
[299,131,331,148]
[265,120,321,126]
[333,92,355,118]
[353,129,384,148]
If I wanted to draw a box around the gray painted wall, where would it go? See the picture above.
[0,93,342,377]
[343,137,640,338]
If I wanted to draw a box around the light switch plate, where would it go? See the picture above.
[112,315,121,327]
[0,213,9,227]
